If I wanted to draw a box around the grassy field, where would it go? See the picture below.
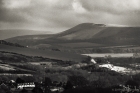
[58,42,102,48]
[0,44,87,62]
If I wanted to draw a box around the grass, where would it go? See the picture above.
[0,44,87,62]
[58,42,102,48]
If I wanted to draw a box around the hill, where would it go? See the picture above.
[0,29,52,40]
[6,23,140,46]
[53,23,140,46]
[53,23,106,40]
[5,23,140,54]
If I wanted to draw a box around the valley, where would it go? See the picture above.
[1,23,140,93]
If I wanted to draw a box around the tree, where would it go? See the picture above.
[65,81,73,90]
[44,77,51,93]
[22,76,34,82]
[6,90,12,93]
[16,78,24,84]
[0,89,6,93]
[1,76,8,83]
[125,80,139,88]
[44,77,52,86]
[68,76,89,86]
[19,88,28,93]
[0,77,2,83]
[0,83,9,93]
[82,56,91,63]
[32,87,43,93]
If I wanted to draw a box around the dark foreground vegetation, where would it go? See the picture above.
[1,48,140,92]
[0,73,140,93]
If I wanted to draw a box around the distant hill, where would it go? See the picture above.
[54,23,106,40]
[6,23,140,47]
[6,34,54,46]
[53,23,140,46]
[0,29,52,40]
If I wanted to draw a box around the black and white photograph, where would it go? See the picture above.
[0,0,140,93]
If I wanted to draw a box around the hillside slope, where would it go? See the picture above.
[6,23,140,47]
[54,23,106,40]
[91,27,140,45]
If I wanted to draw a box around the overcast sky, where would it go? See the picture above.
[0,0,140,32]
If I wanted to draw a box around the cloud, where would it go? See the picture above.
[72,0,87,14]
[0,0,140,32]
[3,0,31,9]
[0,0,30,23]
[80,0,140,14]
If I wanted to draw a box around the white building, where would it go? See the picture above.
[91,59,97,64]
[17,82,35,89]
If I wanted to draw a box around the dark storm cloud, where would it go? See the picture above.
[0,0,6,17]
[0,1,28,23]
[1,0,140,32]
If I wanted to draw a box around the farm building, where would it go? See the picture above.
[17,82,35,89]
